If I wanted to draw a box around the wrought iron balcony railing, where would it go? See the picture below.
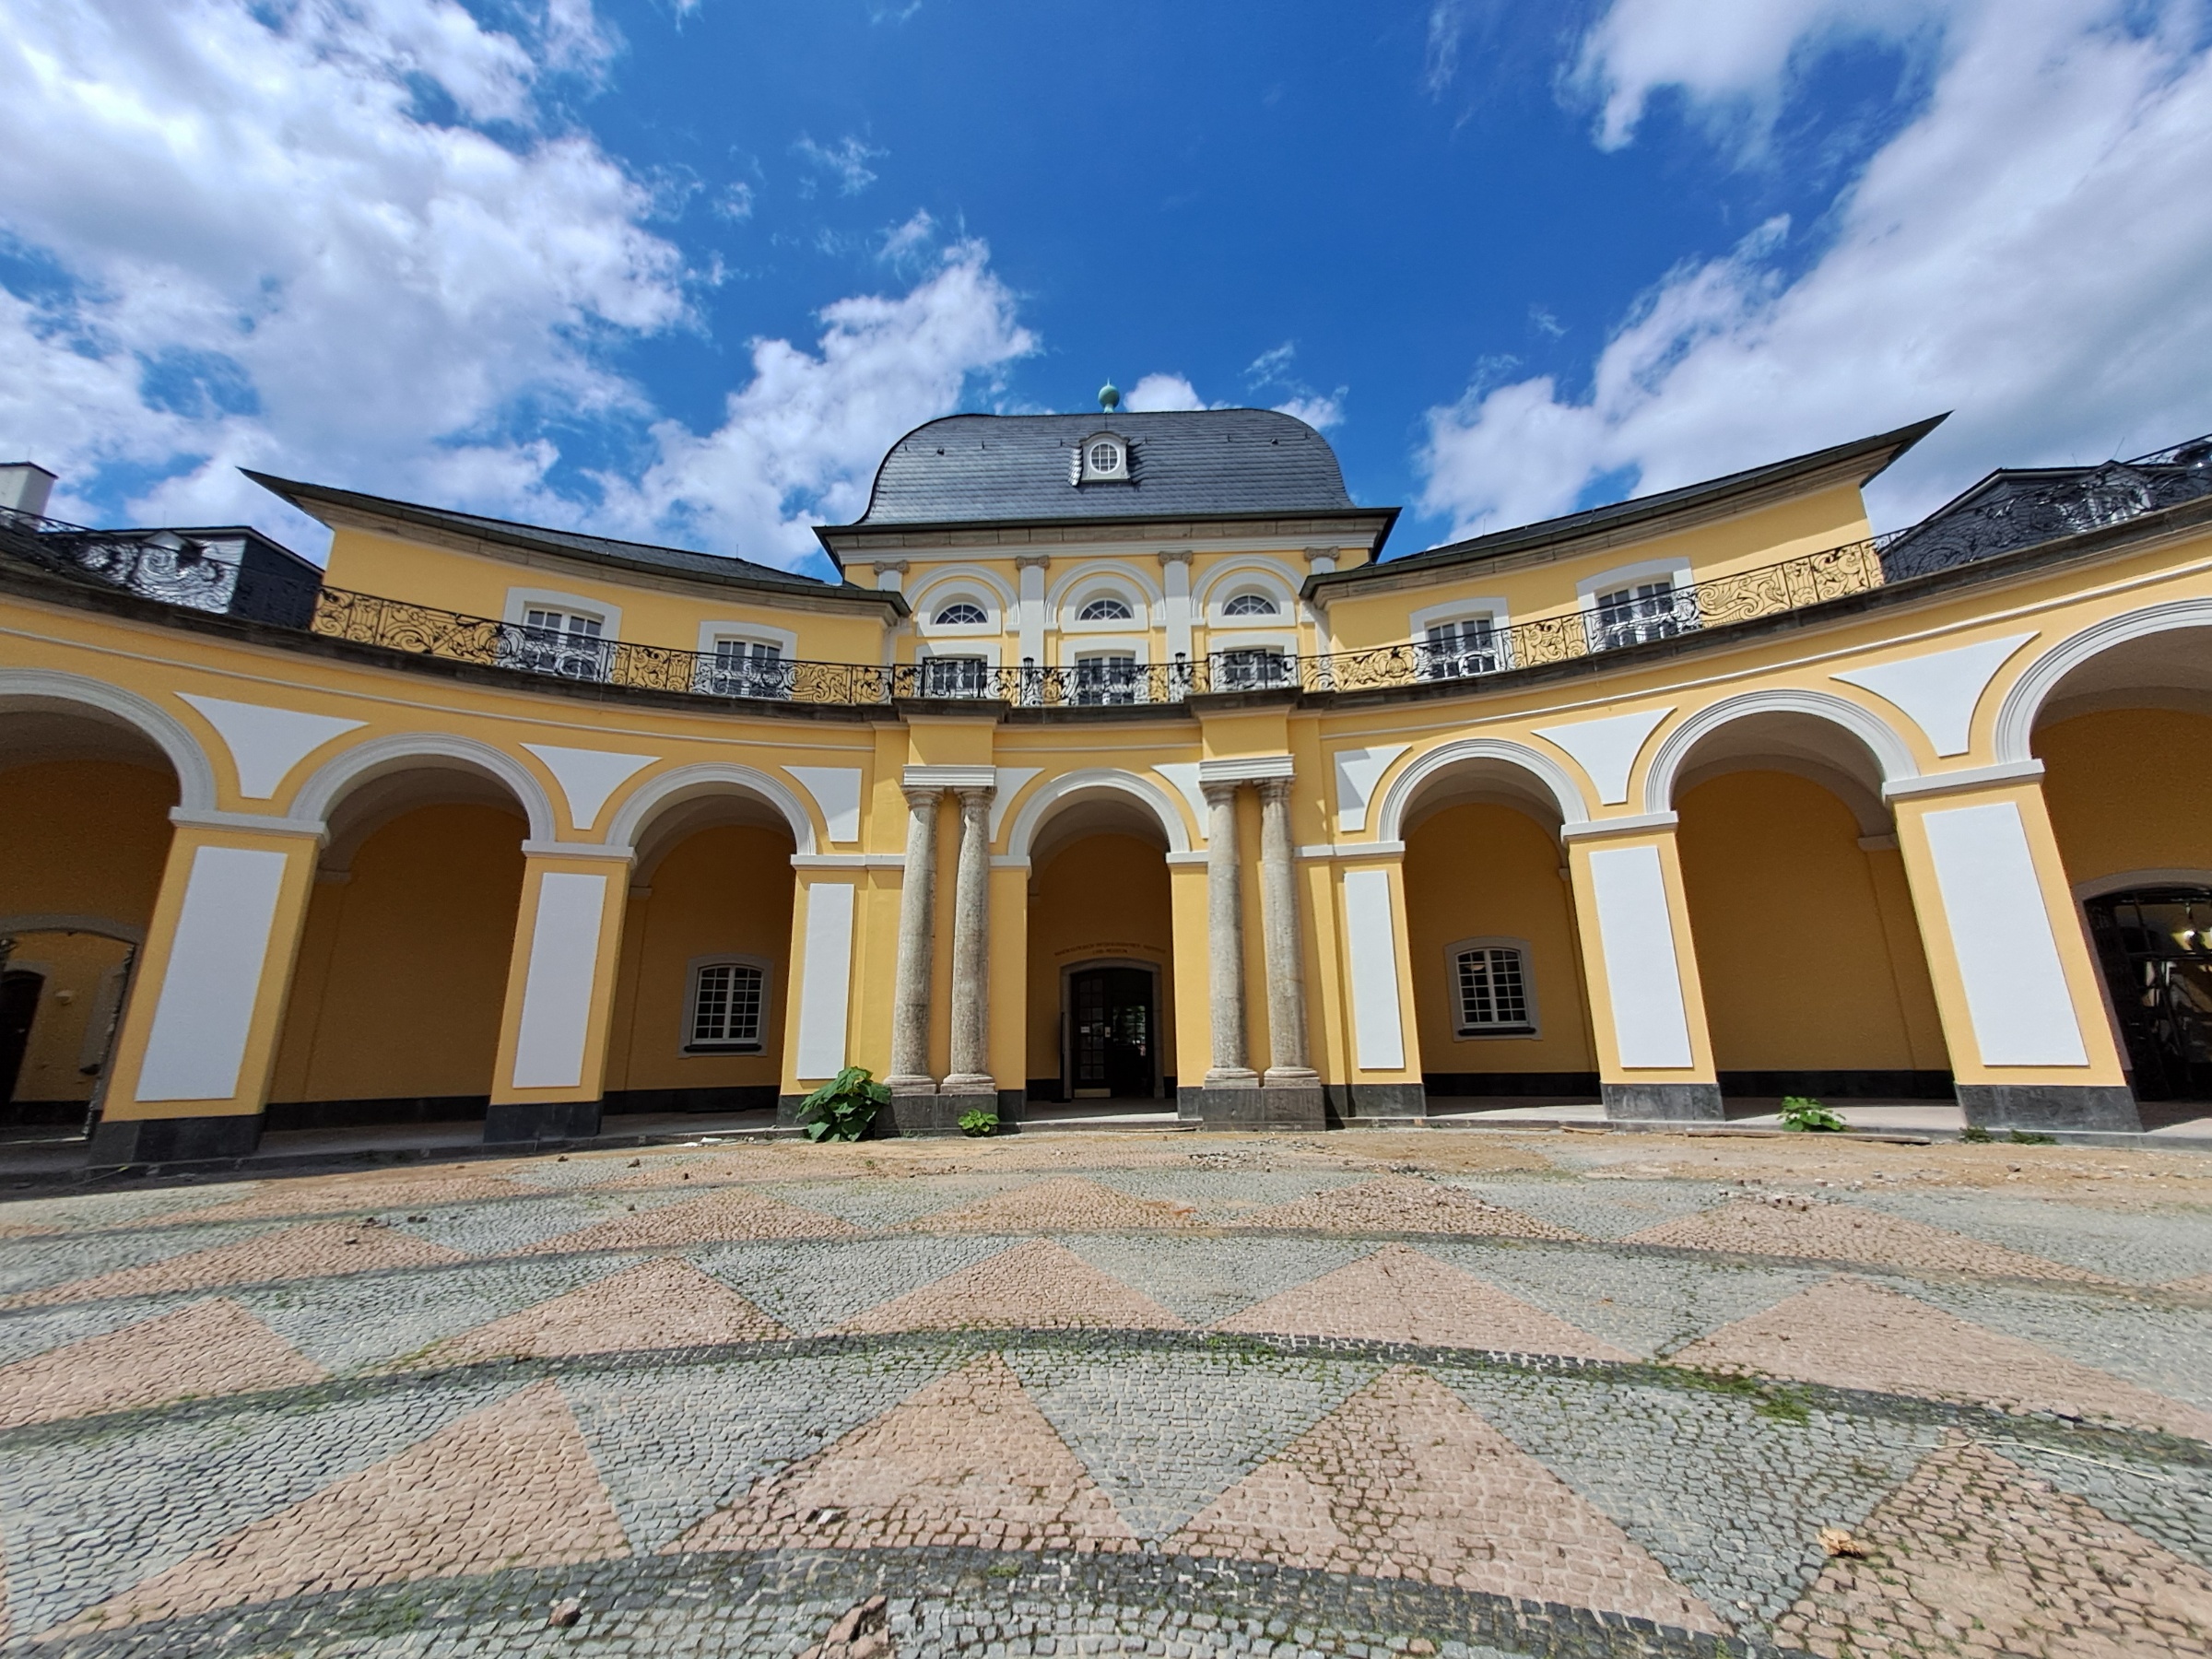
[6,435,2203,709]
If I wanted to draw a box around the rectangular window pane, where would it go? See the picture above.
[1456,947,1530,1031]
[1423,618,1499,678]
[691,963,763,1046]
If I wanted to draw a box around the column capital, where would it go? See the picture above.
[1881,759,2046,803]
[954,782,997,806]
[903,763,995,792]
[1014,553,1052,571]
[1200,778,1243,807]
[900,783,946,812]
[1157,547,1194,567]
[1198,754,1294,788]
[1254,774,1295,806]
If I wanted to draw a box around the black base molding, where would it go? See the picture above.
[601,1085,779,1116]
[1325,1082,1429,1121]
[1421,1071,1601,1099]
[0,1098,88,1127]
[483,1099,604,1144]
[1602,1081,1724,1122]
[1178,1084,1326,1130]
[1957,1082,2141,1133]
[1716,1068,1955,1100]
[88,1112,263,1167]
[264,1095,488,1133]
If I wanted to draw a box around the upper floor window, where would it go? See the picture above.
[1073,651,1141,705]
[1222,592,1278,618]
[920,655,992,698]
[1422,617,1500,680]
[1589,579,1692,651]
[934,600,989,626]
[1077,595,1134,622]
[687,959,766,1052]
[1088,442,1122,474]
[1213,646,1289,690]
[514,606,608,681]
[1453,943,1535,1037]
[1077,431,1130,483]
[707,637,787,699]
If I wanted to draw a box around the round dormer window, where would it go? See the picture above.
[1077,596,1134,622]
[1088,442,1121,474]
[935,601,988,626]
[1223,592,1277,618]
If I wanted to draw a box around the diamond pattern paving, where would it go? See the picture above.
[419,1255,790,1365]
[1776,1435,2212,1656]
[834,1239,1187,1334]
[673,1353,1139,1554]
[1168,1365,1726,1634]
[688,1235,1011,1334]
[162,1169,532,1224]
[1231,1176,1580,1239]
[3,1218,467,1307]
[1217,1243,1635,1358]
[1673,1274,2212,1439]
[513,1185,860,1253]
[905,1176,1202,1233]
[57,1380,626,1634]
[0,1297,323,1428]
[1061,1233,1367,1326]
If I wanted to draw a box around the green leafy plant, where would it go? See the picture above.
[796,1065,888,1143]
[1779,1095,1846,1133]
[958,1108,999,1137]
[2008,1129,2058,1146]
[1960,1124,1993,1143]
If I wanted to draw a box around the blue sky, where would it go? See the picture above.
[4,1,2211,578]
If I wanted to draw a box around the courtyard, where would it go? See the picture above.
[0,1127,2206,1656]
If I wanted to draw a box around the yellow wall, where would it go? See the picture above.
[270,804,526,1103]
[0,759,175,928]
[1676,771,1944,1074]
[1402,804,1594,1078]
[2038,708,2212,885]
[1025,833,1177,1093]
[606,826,794,1096]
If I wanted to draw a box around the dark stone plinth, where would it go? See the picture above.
[1602,1081,1724,1122]
[1956,1082,2141,1133]
[482,1098,603,1144]
[778,1088,1025,1136]
[87,1112,263,1168]
[1324,1082,1428,1122]
[1179,1084,1326,1130]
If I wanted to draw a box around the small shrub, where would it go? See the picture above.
[2008,1129,2058,1146]
[1779,1096,1846,1133]
[958,1108,999,1137]
[1960,1124,1993,1143]
[796,1065,888,1143]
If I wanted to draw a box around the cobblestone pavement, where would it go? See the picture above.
[2,1129,2210,1656]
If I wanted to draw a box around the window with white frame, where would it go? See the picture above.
[1589,578,1692,650]
[1072,651,1140,704]
[1212,645,1289,689]
[919,654,992,698]
[706,636,788,699]
[934,600,989,626]
[1077,595,1134,622]
[513,606,608,680]
[1422,616,1500,679]
[686,958,767,1051]
[1222,591,1277,618]
[1450,941,1536,1037]
[1077,433,1128,482]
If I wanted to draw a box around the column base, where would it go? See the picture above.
[1202,1067,1260,1088]
[1262,1066,1321,1088]
[1956,1083,2141,1133]
[87,1112,263,1168]
[1179,1084,1325,1130]
[1324,1082,1428,1123]
[940,1073,995,1094]
[1602,1081,1724,1123]
[483,1099,603,1144]
[888,1089,1018,1135]
[885,1076,939,1097]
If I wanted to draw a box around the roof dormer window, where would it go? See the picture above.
[1076,431,1130,484]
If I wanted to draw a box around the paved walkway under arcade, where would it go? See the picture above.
[1,1130,2210,1656]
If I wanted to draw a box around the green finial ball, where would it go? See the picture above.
[1098,380,1120,413]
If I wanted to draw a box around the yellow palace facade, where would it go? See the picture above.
[3,399,2210,1165]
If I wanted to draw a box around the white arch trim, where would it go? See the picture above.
[601,761,818,856]
[0,912,147,945]
[1992,598,2212,764]
[290,732,559,841]
[1004,768,1194,859]
[908,564,1018,613]
[1045,559,1166,612]
[0,668,218,812]
[1193,557,1300,607]
[1371,737,1590,844]
[1641,688,1919,816]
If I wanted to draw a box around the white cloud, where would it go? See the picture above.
[793,132,885,197]
[594,241,1035,567]
[877,208,936,267]
[1420,0,2212,542]
[1124,373,1209,412]
[0,1,1034,576]
[1273,394,1347,431]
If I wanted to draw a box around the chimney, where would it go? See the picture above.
[0,462,56,519]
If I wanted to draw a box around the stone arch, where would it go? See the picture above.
[1992,597,2212,763]
[1641,689,1918,817]
[1005,769,1193,860]
[1372,737,1589,844]
[602,762,818,860]
[0,668,217,812]
[290,732,558,842]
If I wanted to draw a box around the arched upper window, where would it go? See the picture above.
[1077,595,1134,622]
[1222,592,1277,618]
[934,600,988,626]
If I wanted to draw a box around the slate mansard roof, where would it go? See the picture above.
[848,408,1360,528]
